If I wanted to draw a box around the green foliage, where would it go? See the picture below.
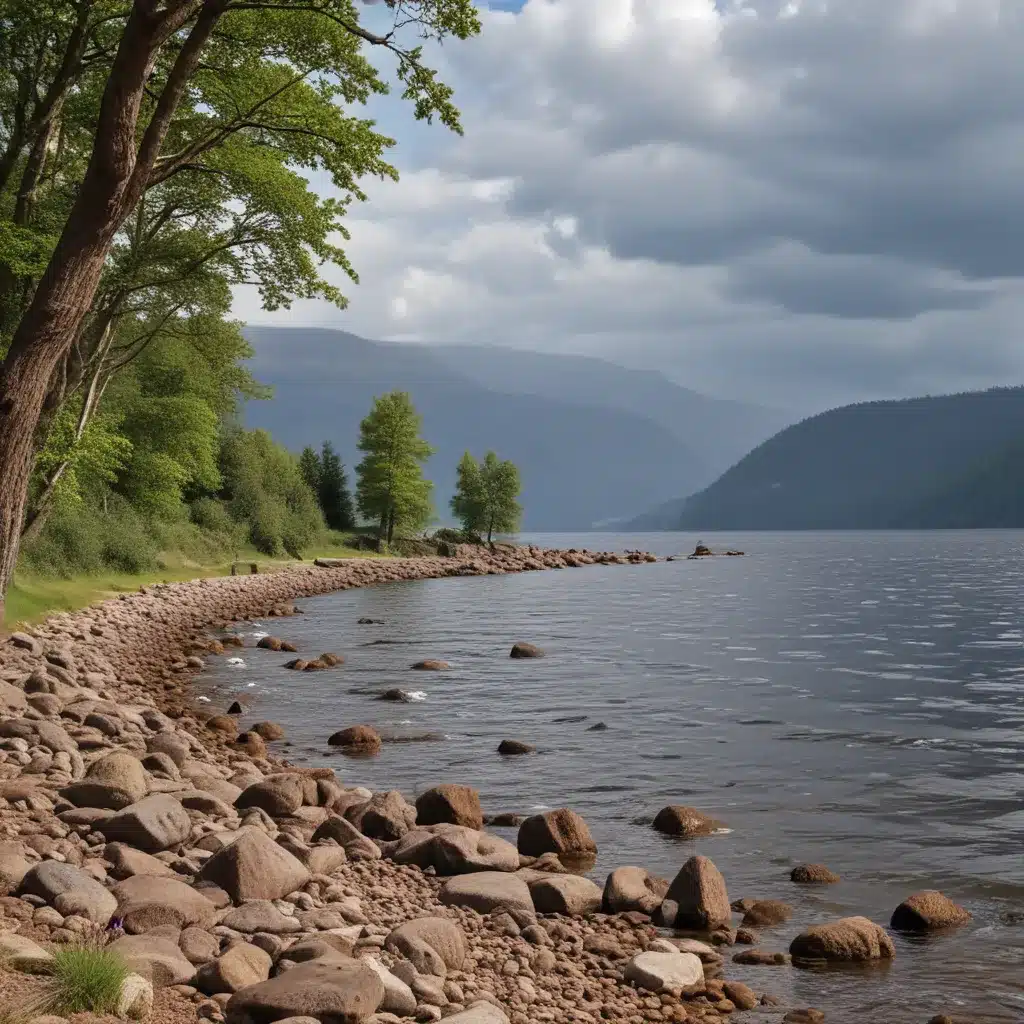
[450,450,521,542]
[318,440,355,531]
[299,446,322,493]
[219,429,324,557]
[38,943,130,1016]
[355,391,435,543]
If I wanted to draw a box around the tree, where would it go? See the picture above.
[0,0,480,621]
[318,440,354,531]
[450,450,521,543]
[355,391,433,545]
[298,446,321,494]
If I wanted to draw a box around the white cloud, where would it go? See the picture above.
[238,0,1024,412]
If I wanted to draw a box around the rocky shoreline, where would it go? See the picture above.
[0,548,972,1024]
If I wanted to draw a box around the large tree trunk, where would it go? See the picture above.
[0,0,223,623]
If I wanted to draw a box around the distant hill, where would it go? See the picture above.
[630,387,1024,530]
[240,327,788,529]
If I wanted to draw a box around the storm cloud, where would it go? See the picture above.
[238,0,1024,413]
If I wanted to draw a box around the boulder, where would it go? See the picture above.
[442,1006,510,1024]
[790,863,840,884]
[890,891,971,932]
[789,916,896,963]
[509,643,544,659]
[602,866,669,915]
[108,934,197,987]
[0,840,33,894]
[105,843,177,880]
[100,794,192,852]
[741,900,793,928]
[439,872,535,926]
[19,861,117,924]
[517,808,596,858]
[389,826,519,875]
[529,874,602,916]
[253,722,286,741]
[197,943,273,995]
[327,726,381,754]
[0,932,54,973]
[411,660,449,670]
[415,784,483,830]
[207,715,239,737]
[362,958,416,1016]
[113,875,218,933]
[221,901,302,934]
[624,951,704,993]
[180,927,221,966]
[236,776,306,817]
[723,981,759,1011]
[665,856,731,931]
[117,973,154,1021]
[224,960,383,1024]
[385,917,467,978]
[60,751,148,810]
[198,827,310,902]
[497,740,535,755]
[346,790,416,840]
[146,733,190,767]
[652,806,721,838]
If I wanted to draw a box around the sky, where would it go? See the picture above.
[237,0,1024,414]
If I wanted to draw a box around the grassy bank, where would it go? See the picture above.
[6,534,383,627]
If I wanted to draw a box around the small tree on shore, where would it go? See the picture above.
[298,447,322,494]
[450,450,521,543]
[318,441,355,531]
[355,392,434,545]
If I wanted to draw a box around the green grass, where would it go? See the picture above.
[6,532,385,628]
[15,944,131,1018]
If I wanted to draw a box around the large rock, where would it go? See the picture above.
[392,825,519,875]
[415,785,483,831]
[197,943,273,995]
[146,733,191,767]
[221,901,302,934]
[509,643,544,659]
[440,872,535,926]
[385,918,467,978]
[0,840,32,894]
[327,726,381,754]
[790,863,840,884]
[100,794,192,852]
[517,808,596,858]
[789,916,896,963]
[199,827,310,902]
[112,875,218,933]
[19,861,117,924]
[529,874,602,916]
[890,891,971,932]
[0,932,54,973]
[652,806,721,838]
[108,934,197,987]
[603,866,669,915]
[117,973,154,1021]
[346,790,416,841]
[442,1006,510,1024]
[61,751,149,810]
[665,855,731,930]
[624,951,704,993]
[362,958,416,1016]
[236,776,306,818]
[224,959,383,1024]
[741,900,793,928]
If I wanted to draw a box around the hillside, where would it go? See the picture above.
[646,387,1024,530]
[241,327,785,529]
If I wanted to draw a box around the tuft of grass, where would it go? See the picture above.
[35,943,130,1016]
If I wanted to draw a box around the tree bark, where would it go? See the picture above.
[0,0,224,620]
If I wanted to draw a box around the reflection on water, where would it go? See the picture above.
[200,531,1024,1022]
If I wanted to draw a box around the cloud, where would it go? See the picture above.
[238,0,1024,413]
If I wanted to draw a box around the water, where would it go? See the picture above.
[200,531,1024,1022]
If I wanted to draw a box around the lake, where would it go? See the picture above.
[199,531,1024,1022]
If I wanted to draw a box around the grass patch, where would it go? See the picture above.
[5,532,386,628]
[14,944,130,1018]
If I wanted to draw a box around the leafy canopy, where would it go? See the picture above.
[450,449,521,541]
[355,390,434,540]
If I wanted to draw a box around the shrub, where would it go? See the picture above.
[31,944,130,1016]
